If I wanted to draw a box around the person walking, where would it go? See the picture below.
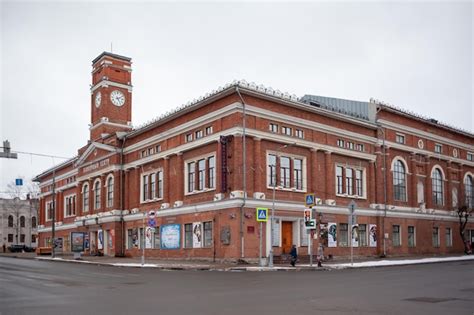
[290,245,297,267]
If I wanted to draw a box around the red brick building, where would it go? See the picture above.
[34,52,474,261]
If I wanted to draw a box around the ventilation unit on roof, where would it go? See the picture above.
[309,101,321,107]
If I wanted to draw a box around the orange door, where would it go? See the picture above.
[282,222,293,254]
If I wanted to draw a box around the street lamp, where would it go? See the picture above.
[269,143,294,268]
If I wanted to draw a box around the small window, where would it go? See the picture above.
[392,225,401,247]
[20,234,25,243]
[282,126,292,136]
[295,129,304,139]
[337,139,345,148]
[141,150,146,158]
[408,226,415,247]
[356,144,364,152]
[155,144,161,153]
[359,224,367,247]
[185,134,193,143]
[148,148,153,155]
[32,235,37,243]
[203,221,213,247]
[205,126,213,135]
[339,223,348,247]
[32,217,37,228]
[432,227,440,247]
[346,142,354,150]
[434,144,442,154]
[8,234,13,242]
[195,130,203,139]
[467,152,473,161]
[185,223,193,248]
[445,228,452,247]
[8,215,13,227]
[396,134,405,144]
[269,123,278,133]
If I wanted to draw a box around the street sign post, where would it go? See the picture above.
[348,200,357,266]
[305,194,315,207]
[256,208,268,267]
[304,195,318,267]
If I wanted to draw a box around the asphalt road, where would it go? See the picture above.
[0,257,473,315]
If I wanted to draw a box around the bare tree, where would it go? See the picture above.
[457,205,473,254]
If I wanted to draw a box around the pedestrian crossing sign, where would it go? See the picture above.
[305,194,315,206]
[256,208,268,222]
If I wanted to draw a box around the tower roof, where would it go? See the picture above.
[92,51,132,64]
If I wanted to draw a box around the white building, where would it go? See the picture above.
[0,197,39,250]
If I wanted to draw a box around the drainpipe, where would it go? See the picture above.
[235,86,246,259]
[119,134,127,257]
[377,123,387,257]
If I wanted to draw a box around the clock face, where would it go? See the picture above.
[110,90,125,107]
[95,91,101,107]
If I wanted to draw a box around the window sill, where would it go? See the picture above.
[266,186,307,193]
[185,187,216,196]
[140,198,164,205]
[336,194,366,200]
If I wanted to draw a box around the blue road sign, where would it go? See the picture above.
[15,178,23,186]
[256,208,268,222]
[305,194,315,206]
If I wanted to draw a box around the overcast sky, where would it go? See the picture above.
[0,0,472,197]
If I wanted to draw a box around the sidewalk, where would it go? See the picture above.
[2,252,473,271]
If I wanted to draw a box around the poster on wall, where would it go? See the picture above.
[108,230,114,250]
[84,233,90,250]
[272,218,280,247]
[145,227,154,249]
[351,224,359,247]
[328,223,337,247]
[98,229,104,250]
[369,224,377,247]
[71,232,85,252]
[193,222,202,248]
[300,220,308,246]
[160,224,181,249]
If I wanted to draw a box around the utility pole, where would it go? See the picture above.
[0,140,18,159]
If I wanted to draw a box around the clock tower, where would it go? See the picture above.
[90,52,133,141]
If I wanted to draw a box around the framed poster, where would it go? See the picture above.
[369,224,377,247]
[160,224,181,249]
[193,222,202,248]
[351,224,359,247]
[145,227,154,249]
[328,223,337,247]
[98,229,104,250]
[71,232,85,252]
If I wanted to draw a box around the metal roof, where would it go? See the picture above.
[299,94,373,121]
[92,51,132,64]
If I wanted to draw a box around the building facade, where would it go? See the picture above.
[34,52,474,261]
[0,197,39,250]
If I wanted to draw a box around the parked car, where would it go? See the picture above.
[7,245,36,253]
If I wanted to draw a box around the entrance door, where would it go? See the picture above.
[282,222,293,254]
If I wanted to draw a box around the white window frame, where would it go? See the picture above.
[434,143,442,154]
[140,169,164,203]
[392,225,401,247]
[195,130,203,139]
[45,200,54,222]
[205,126,213,135]
[93,178,101,210]
[467,152,473,161]
[105,174,114,208]
[295,129,304,139]
[185,133,193,143]
[395,133,405,144]
[265,151,307,192]
[269,123,278,133]
[281,126,292,136]
[445,227,452,247]
[337,139,345,148]
[155,144,162,153]
[335,163,367,199]
[184,152,217,195]
[82,183,90,213]
[346,142,354,150]
[63,194,77,218]
[356,144,364,152]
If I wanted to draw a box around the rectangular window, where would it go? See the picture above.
[142,175,149,201]
[359,224,367,247]
[356,144,364,152]
[346,168,353,195]
[282,126,292,136]
[269,123,278,133]
[150,173,156,199]
[32,235,36,243]
[8,234,13,242]
[195,130,203,139]
[392,225,401,247]
[445,227,452,247]
[346,142,354,150]
[188,162,195,193]
[203,221,213,247]
[155,144,161,153]
[294,159,303,190]
[208,157,215,189]
[280,156,290,188]
[295,129,304,139]
[198,159,206,190]
[65,195,76,217]
[434,144,442,154]
[184,223,193,248]
[396,134,405,144]
[157,171,163,198]
[337,139,345,148]
[268,154,277,187]
[355,170,363,197]
[148,148,153,156]
[467,152,473,161]
[185,133,193,143]
[46,201,55,221]
[20,234,25,243]
[339,223,348,247]
[432,227,440,247]
[141,150,146,158]
[205,126,213,135]
[408,226,415,247]
[336,166,343,194]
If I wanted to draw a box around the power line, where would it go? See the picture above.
[10,150,71,160]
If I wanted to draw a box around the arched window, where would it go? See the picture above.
[8,215,13,227]
[107,176,114,208]
[20,216,25,227]
[393,160,407,201]
[32,217,37,228]
[432,168,444,206]
[94,180,101,209]
[83,183,89,212]
[465,175,473,208]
